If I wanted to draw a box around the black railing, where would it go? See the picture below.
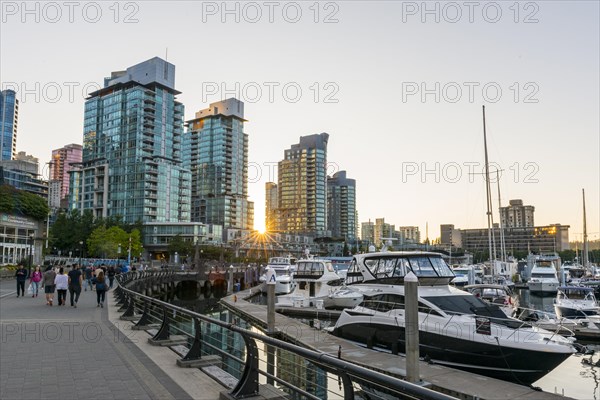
[115,271,457,400]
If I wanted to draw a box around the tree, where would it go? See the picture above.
[87,225,142,259]
[167,234,193,259]
[0,184,49,221]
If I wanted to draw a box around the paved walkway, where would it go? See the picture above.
[0,278,196,400]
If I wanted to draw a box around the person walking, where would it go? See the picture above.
[30,266,43,297]
[43,266,56,306]
[68,265,83,308]
[14,264,28,298]
[83,265,93,291]
[107,266,116,289]
[92,270,107,308]
[54,267,68,306]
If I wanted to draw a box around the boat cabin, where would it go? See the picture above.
[346,251,455,285]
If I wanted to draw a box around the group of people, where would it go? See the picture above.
[14,263,118,308]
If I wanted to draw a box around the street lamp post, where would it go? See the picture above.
[28,234,34,268]
[79,240,83,267]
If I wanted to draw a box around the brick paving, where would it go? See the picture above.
[0,279,192,400]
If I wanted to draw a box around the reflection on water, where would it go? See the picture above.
[517,289,600,399]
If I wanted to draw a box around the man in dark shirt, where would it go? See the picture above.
[68,265,83,307]
[107,266,116,289]
[14,264,28,297]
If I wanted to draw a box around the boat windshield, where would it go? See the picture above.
[422,294,521,327]
[559,288,595,300]
[362,255,454,279]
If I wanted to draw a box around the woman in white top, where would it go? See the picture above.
[54,267,69,306]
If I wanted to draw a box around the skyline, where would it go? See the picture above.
[1,1,598,241]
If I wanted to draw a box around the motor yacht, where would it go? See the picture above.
[528,257,560,295]
[554,286,600,319]
[259,256,297,295]
[277,258,363,309]
[464,284,519,318]
[332,251,576,385]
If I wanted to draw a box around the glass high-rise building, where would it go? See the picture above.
[265,182,278,232]
[69,57,191,223]
[327,171,356,241]
[49,143,82,209]
[277,133,329,235]
[183,98,253,230]
[0,89,18,161]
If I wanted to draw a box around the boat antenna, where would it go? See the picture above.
[582,188,589,268]
[482,106,497,263]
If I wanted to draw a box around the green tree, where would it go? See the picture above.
[86,225,142,259]
[0,184,49,221]
[167,234,193,259]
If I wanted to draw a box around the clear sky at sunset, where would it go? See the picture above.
[2,1,598,240]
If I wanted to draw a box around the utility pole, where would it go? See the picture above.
[127,236,132,266]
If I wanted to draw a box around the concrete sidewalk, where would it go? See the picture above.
[0,283,205,400]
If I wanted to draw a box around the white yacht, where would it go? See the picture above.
[554,286,600,319]
[278,258,363,309]
[450,265,483,287]
[333,251,576,385]
[464,284,519,318]
[528,257,560,295]
[259,256,297,295]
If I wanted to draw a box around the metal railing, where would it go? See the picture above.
[115,271,457,400]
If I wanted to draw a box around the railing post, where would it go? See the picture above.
[121,295,136,317]
[230,333,259,398]
[118,295,130,312]
[151,306,171,341]
[133,299,154,329]
[338,370,355,400]
[181,318,202,361]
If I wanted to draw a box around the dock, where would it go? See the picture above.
[222,289,573,400]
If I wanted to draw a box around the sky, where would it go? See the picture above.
[1,1,599,241]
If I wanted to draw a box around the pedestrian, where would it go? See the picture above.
[92,270,107,308]
[54,267,68,306]
[30,265,43,297]
[107,266,116,289]
[14,264,28,297]
[43,266,56,306]
[68,264,83,308]
[83,265,93,291]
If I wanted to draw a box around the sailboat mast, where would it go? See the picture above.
[496,169,506,262]
[482,106,496,262]
[582,188,589,267]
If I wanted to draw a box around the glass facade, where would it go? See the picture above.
[277,133,329,235]
[327,171,356,240]
[69,58,191,223]
[0,89,18,161]
[183,98,254,231]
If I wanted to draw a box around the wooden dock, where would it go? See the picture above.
[222,289,573,400]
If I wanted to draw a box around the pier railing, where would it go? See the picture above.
[115,271,457,400]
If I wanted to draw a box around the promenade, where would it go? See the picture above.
[0,278,222,400]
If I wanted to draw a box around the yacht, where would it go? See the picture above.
[528,257,560,295]
[333,251,576,385]
[554,286,600,319]
[278,258,363,309]
[259,256,297,295]
[464,284,519,318]
[450,265,483,287]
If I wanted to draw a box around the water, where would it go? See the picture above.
[519,289,600,399]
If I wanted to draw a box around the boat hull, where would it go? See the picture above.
[332,320,571,385]
[554,305,599,319]
[528,281,559,295]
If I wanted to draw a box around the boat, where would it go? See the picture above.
[450,265,482,287]
[554,286,600,319]
[277,258,363,309]
[259,256,297,295]
[332,251,577,385]
[464,284,519,318]
[528,256,560,295]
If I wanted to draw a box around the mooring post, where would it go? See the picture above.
[266,267,276,334]
[404,271,420,383]
[228,265,234,294]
